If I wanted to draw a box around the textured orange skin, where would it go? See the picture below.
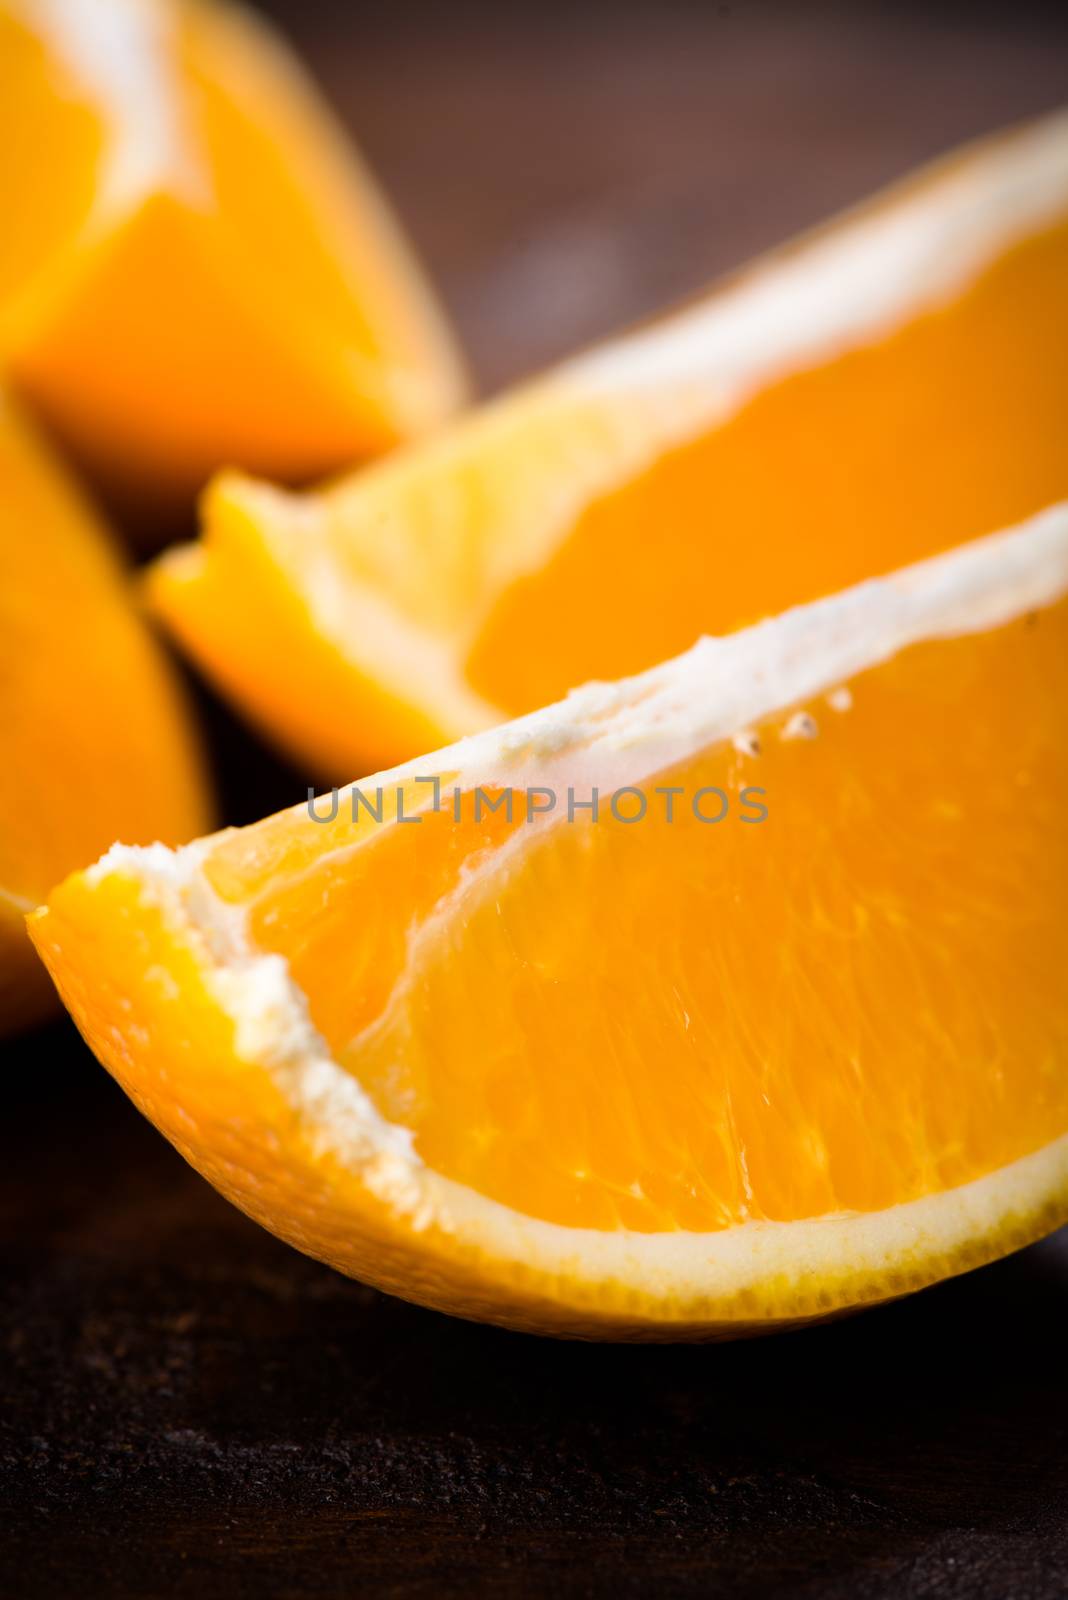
[0,392,211,1033]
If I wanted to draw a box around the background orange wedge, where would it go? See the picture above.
[0,389,210,1034]
[0,0,466,517]
[30,505,1068,1336]
[148,110,1068,775]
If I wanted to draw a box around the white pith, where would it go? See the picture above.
[85,504,1068,1313]
[202,108,1068,729]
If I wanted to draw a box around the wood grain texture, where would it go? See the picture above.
[3,2,1068,1594]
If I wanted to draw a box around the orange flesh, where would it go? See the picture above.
[0,13,103,308]
[0,403,210,901]
[204,596,1068,1233]
[0,392,211,1030]
[184,3,439,379]
[466,221,1068,714]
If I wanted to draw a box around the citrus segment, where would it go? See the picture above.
[151,111,1068,772]
[0,0,466,511]
[29,505,1068,1335]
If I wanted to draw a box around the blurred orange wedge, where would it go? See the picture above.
[31,504,1068,1337]
[1,390,210,1034]
[0,0,465,514]
[149,111,1068,774]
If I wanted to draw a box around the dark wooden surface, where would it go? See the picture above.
[4,4,1068,1595]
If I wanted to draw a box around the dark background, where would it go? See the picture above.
[257,0,1068,397]
[4,3,1068,1596]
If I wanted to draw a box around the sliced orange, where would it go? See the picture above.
[31,505,1068,1337]
[1,389,210,1034]
[0,0,465,513]
[149,111,1068,775]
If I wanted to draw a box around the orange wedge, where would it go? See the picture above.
[31,505,1068,1337]
[1,389,210,1034]
[149,111,1068,775]
[0,0,465,513]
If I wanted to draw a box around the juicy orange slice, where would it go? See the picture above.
[0,0,465,512]
[0,389,210,1034]
[149,111,1068,774]
[31,505,1068,1337]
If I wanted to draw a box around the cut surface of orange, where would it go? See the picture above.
[0,0,465,512]
[32,504,1068,1337]
[0,389,210,1033]
[150,111,1068,775]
